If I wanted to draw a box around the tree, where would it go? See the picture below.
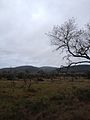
[48,18,90,67]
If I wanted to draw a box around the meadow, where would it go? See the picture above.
[0,79,90,120]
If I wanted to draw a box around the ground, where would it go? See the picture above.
[0,79,90,120]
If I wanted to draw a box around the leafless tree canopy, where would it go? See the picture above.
[48,18,90,66]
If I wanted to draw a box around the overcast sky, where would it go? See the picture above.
[0,0,90,68]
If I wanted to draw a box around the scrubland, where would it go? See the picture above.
[0,78,90,120]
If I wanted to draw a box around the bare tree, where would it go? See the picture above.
[48,18,90,67]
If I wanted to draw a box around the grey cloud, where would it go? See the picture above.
[0,0,90,68]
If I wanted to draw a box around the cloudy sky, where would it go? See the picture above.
[0,0,90,68]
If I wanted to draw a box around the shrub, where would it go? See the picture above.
[73,88,90,101]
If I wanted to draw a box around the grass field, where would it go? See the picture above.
[0,79,90,120]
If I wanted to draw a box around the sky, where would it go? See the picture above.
[0,0,90,68]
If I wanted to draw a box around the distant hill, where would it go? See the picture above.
[58,65,90,73]
[0,66,57,74]
[0,65,90,74]
[40,66,57,73]
[14,66,40,73]
[0,66,40,74]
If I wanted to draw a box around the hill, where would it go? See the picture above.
[0,64,90,74]
[0,66,57,74]
[59,65,90,73]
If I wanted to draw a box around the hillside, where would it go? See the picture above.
[59,65,90,73]
[0,64,90,74]
[0,66,57,74]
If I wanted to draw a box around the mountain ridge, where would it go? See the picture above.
[0,64,90,74]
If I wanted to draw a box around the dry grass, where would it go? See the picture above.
[0,79,90,120]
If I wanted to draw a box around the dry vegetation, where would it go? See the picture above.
[0,78,90,120]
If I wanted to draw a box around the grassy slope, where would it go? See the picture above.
[0,80,90,120]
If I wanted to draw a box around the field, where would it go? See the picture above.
[0,79,90,120]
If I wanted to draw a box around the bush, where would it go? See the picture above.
[86,72,90,79]
[37,78,44,81]
[73,87,90,101]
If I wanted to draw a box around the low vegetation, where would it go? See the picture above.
[0,79,90,120]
